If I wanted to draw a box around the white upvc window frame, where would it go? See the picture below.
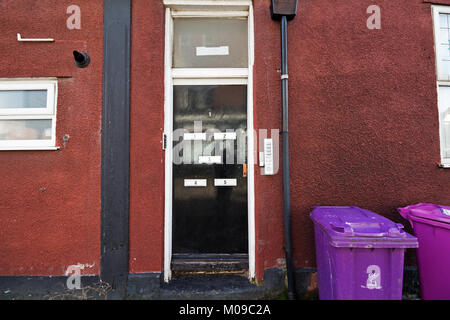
[436,80,450,167]
[163,0,255,282]
[433,5,450,82]
[433,6,450,167]
[0,79,58,150]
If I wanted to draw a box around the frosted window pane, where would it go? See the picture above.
[0,90,47,109]
[444,120,450,158]
[440,45,450,59]
[0,120,52,140]
[173,18,248,68]
[438,86,450,158]
[440,29,450,44]
[440,14,449,28]
[441,60,450,76]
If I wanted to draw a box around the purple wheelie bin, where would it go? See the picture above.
[398,203,450,300]
[310,206,418,300]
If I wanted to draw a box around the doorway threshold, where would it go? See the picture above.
[160,268,285,300]
[171,254,249,274]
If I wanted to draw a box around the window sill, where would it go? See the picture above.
[438,163,450,168]
[0,146,60,151]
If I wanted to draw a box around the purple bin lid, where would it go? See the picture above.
[310,206,418,248]
[311,206,406,238]
[398,203,450,225]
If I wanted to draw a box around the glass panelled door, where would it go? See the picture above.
[165,11,252,276]
[172,85,248,254]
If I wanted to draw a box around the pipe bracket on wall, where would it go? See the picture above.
[17,33,54,42]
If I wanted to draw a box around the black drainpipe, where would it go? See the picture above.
[271,0,298,300]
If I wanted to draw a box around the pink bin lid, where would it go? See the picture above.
[398,203,450,225]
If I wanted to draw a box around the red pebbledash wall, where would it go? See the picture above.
[251,0,450,274]
[1,0,449,282]
[0,0,103,276]
[128,0,450,279]
[286,0,450,268]
[129,0,166,274]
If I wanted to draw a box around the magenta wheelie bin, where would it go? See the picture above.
[398,203,450,300]
[310,206,418,300]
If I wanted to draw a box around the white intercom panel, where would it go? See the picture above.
[263,138,274,175]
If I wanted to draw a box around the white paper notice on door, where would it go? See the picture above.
[184,132,206,140]
[214,179,237,187]
[196,46,229,56]
[198,155,222,164]
[214,132,236,140]
[184,179,207,187]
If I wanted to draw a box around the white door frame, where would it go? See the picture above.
[163,1,255,282]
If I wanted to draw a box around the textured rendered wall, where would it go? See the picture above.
[286,0,450,268]
[0,0,103,276]
[129,0,166,274]
[2,0,449,280]
[251,0,450,273]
